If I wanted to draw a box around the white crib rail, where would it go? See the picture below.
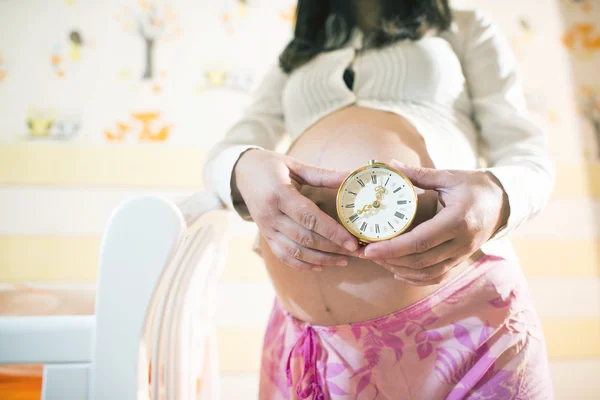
[0,192,226,400]
[92,193,226,400]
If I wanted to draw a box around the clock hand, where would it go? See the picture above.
[353,183,390,215]
[372,185,386,208]
[356,203,373,215]
[357,185,388,214]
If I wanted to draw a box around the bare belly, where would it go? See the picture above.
[260,106,473,326]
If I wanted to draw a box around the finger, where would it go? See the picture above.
[276,215,359,256]
[279,188,359,252]
[363,208,458,259]
[267,238,323,271]
[381,240,457,269]
[286,158,350,189]
[274,232,349,267]
[389,160,459,190]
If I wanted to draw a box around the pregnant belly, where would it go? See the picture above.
[260,106,471,326]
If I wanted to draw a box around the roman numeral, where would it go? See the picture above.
[388,222,395,230]
[371,175,377,184]
[350,214,359,222]
[394,211,405,219]
[348,191,357,196]
[358,179,365,187]
[393,187,402,193]
[375,224,380,234]
[345,203,355,208]
[384,177,390,186]
[397,200,407,205]
[360,222,368,232]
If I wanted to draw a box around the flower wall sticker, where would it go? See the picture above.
[50,30,85,78]
[115,0,182,80]
[20,106,81,140]
[220,0,247,34]
[563,23,600,59]
[104,111,172,142]
[578,86,600,158]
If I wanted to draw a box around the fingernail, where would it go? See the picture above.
[344,241,358,252]
[393,274,403,280]
[337,259,348,267]
[357,248,369,259]
[391,159,405,167]
[313,266,323,272]
[349,250,361,258]
[362,248,374,258]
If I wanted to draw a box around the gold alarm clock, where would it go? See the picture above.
[336,160,418,244]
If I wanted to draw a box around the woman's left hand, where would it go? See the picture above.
[360,160,509,286]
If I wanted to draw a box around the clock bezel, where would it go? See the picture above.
[335,161,419,244]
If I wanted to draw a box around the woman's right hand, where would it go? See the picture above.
[234,149,359,271]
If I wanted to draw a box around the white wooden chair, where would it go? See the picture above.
[0,193,227,399]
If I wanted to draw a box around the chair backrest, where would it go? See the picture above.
[91,193,225,400]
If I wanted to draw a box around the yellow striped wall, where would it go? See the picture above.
[1,144,599,194]
[1,235,599,282]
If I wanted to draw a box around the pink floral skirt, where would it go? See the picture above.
[259,255,553,399]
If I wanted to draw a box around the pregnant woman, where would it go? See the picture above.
[205,1,555,398]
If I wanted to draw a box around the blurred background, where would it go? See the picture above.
[0,0,599,398]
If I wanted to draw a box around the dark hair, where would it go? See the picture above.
[279,0,452,73]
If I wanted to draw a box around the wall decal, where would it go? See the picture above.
[220,0,247,34]
[578,86,600,158]
[195,64,254,93]
[0,51,6,83]
[279,4,296,25]
[105,111,172,142]
[69,31,83,61]
[115,0,182,80]
[561,0,593,13]
[20,106,81,140]
[50,29,84,78]
[510,16,534,58]
[119,69,133,80]
[562,23,600,59]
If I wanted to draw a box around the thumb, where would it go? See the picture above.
[287,159,350,189]
[390,159,458,190]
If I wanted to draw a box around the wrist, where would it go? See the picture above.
[232,148,261,204]
[483,171,510,234]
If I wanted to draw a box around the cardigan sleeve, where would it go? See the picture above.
[203,64,288,219]
[461,10,555,240]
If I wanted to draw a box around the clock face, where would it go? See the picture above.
[336,164,418,242]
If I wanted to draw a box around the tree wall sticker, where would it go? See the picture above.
[116,0,181,80]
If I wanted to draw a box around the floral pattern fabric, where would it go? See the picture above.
[259,256,553,400]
